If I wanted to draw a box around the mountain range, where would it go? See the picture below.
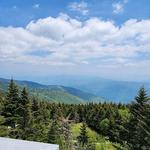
[1,76,150,103]
[31,75,150,103]
[0,78,104,104]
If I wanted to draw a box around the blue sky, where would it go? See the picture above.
[0,0,150,27]
[0,0,150,82]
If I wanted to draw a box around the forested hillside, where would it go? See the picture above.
[40,75,150,103]
[0,79,150,150]
[0,78,104,104]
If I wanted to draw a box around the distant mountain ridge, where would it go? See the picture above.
[1,76,150,103]
[33,75,150,103]
[0,78,105,104]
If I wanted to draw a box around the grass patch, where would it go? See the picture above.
[71,123,120,150]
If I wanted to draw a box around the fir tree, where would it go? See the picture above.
[77,122,88,147]
[127,87,150,149]
[19,87,32,129]
[47,120,60,144]
[31,97,40,119]
[0,115,8,137]
[3,79,20,128]
[16,87,32,140]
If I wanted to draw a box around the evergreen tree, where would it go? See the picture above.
[31,97,40,119]
[127,87,150,149]
[47,120,60,144]
[0,91,5,113]
[19,87,32,129]
[77,122,88,147]
[3,79,20,128]
[2,79,150,149]
[16,87,33,139]
[0,115,8,137]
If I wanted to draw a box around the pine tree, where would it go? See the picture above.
[0,91,5,112]
[19,87,32,129]
[3,79,20,128]
[0,115,8,137]
[31,97,40,119]
[17,87,33,140]
[77,122,88,147]
[127,87,150,149]
[47,120,60,144]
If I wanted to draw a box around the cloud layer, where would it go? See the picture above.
[0,13,150,72]
[68,1,89,15]
[112,0,128,14]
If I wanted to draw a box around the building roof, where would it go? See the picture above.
[0,137,59,150]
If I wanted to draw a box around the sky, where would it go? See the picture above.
[0,0,150,82]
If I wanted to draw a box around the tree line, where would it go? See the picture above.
[0,79,149,150]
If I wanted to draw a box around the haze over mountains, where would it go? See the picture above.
[0,78,104,104]
[1,76,150,103]
[28,75,150,103]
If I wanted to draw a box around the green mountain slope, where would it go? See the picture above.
[31,87,85,104]
[0,78,104,104]
[41,75,150,103]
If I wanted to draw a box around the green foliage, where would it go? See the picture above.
[0,80,150,150]
[19,88,32,129]
[0,115,8,137]
[32,88,84,104]
[0,78,105,104]
[18,88,33,139]
[0,92,5,112]
[95,142,117,150]
[47,120,60,144]
[127,87,150,149]
[3,79,20,128]
[118,109,130,121]
[99,118,110,135]
[71,123,120,150]
[71,123,98,143]
[77,122,89,147]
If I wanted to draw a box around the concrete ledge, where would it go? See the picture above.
[0,137,59,150]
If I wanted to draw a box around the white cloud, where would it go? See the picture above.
[112,0,128,14]
[112,2,123,14]
[0,14,150,71]
[33,4,40,9]
[68,1,89,15]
